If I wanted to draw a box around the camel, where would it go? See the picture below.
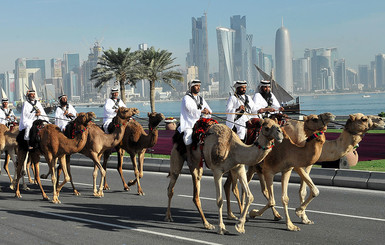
[58,107,139,197]
[246,112,335,231]
[165,118,284,234]
[102,112,165,195]
[14,112,95,203]
[0,124,29,190]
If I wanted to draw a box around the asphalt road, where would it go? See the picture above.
[0,164,384,245]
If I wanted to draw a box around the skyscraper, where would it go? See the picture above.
[358,65,370,89]
[63,53,80,99]
[334,59,346,90]
[26,59,46,80]
[82,42,103,102]
[216,27,235,96]
[375,54,385,89]
[275,23,293,94]
[292,57,310,92]
[187,14,209,88]
[15,58,27,101]
[230,15,247,81]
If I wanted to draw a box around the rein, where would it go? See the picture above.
[306,131,324,142]
[254,140,275,150]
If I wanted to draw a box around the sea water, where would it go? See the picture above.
[14,92,385,119]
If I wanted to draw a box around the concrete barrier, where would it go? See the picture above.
[367,172,385,191]
[333,169,371,189]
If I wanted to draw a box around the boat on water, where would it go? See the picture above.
[254,65,300,114]
[362,95,371,98]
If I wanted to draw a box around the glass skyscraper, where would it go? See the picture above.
[275,24,293,94]
[216,27,235,97]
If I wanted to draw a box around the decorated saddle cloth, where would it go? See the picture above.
[245,118,263,145]
[191,117,218,150]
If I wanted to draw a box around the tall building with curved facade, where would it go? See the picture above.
[275,24,293,95]
[216,27,235,96]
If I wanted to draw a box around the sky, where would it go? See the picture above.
[1,0,385,76]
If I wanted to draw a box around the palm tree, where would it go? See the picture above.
[138,47,183,112]
[91,47,140,103]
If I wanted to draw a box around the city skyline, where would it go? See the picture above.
[1,0,384,76]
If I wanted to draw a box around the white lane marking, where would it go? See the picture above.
[38,211,222,245]
[178,195,385,222]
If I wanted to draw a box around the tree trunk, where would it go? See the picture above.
[150,80,156,112]
[119,80,126,103]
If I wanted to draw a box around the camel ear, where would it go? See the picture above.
[368,117,373,128]
[303,116,308,121]
[349,114,355,121]
[76,113,79,117]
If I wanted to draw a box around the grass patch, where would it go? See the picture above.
[326,129,385,134]
[351,159,385,172]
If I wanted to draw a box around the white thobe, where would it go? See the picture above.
[253,92,281,117]
[226,94,258,140]
[19,100,49,140]
[0,107,17,125]
[179,94,212,145]
[103,98,127,132]
[55,104,77,131]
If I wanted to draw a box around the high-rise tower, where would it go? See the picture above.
[187,13,209,88]
[275,21,293,94]
[216,27,235,96]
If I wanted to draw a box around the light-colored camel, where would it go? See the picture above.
[0,124,29,190]
[102,112,165,195]
[247,112,335,231]
[60,107,139,197]
[165,118,284,234]
[14,112,95,203]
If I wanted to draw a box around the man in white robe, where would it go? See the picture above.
[103,87,127,133]
[226,80,258,141]
[0,98,17,126]
[19,90,49,145]
[253,80,283,118]
[55,94,77,131]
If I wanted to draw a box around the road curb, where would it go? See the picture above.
[65,154,384,191]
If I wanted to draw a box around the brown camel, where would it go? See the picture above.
[247,112,335,231]
[165,118,284,234]
[102,112,165,195]
[14,112,95,203]
[60,107,139,197]
[0,124,29,190]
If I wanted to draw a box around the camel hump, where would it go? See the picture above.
[206,124,232,164]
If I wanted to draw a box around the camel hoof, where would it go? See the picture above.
[28,178,35,184]
[124,186,130,191]
[217,227,229,235]
[274,215,283,221]
[137,191,145,196]
[127,180,135,186]
[103,186,110,191]
[42,196,50,201]
[227,213,238,220]
[9,184,15,191]
[73,190,81,196]
[15,193,22,198]
[164,216,174,222]
[287,224,301,231]
[249,209,261,219]
[235,223,245,234]
[204,223,215,230]
[22,185,30,191]
[51,199,61,204]
[295,208,314,224]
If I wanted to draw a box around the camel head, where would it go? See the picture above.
[260,118,284,143]
[117,107,140,120]
[74,112,90,126]
[344,113,372,135]
[86,112,96,124]
[148,112,165,130]
[303,112,335,134]
[368,115,384,130]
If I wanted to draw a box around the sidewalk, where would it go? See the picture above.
[67,154,385,191]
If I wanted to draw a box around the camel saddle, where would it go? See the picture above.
[192,117,218,168]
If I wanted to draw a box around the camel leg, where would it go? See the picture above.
[116,148,131,191]
[249,171,276,219]
[48,156,60,204]
[249,169,282,220]
[56,155,71,196]
[4,152,12,183]
[127,151,145,195]
[165,146,184,222]
[234,165,253,234]
[90,153,106,197]
[295,167,319,225]
[224,173,242,220]
[28,160,37,184]
[191,165,215,230]
[14,150,26,198]
[213,169,228,235]
[30,153,49,201]
[298,165,312,204]
[102,150,112,190]
[281,169,300,231]
[64,155,80,195]
[8,149,29,191]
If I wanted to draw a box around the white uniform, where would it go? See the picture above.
[226,94,258,140]
[103,98,126,133]
[19,100,49,140]
[55,104,77,131]
[0,107,16,125]
[179,93,212,145]
[253,92,281,117]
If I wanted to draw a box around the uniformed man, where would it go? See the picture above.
[179,79,212,165]
[55,94,77,131]
[103,87,126,133]
[19,89,49,146]
[0,97,17,126]
[253,80,283,118]
[226,80,258,141]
